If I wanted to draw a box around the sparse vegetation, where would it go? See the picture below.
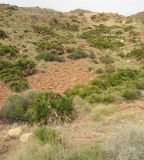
[0,4,144,160]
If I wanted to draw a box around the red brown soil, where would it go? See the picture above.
[28,59,95,93]
[0,82,12,107]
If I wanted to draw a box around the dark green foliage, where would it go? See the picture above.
[67,48,88,60]
[36,52,64,62]
[0,61,29,92]
[0,93,33,123]
[0,29,7,39]
[66,69,143,104]
[0,58,35,91]
[128,48,144,60]
[89,37,113,49]
[51,96,73,119]
[0,91,74,124]
[0,43,18,58]
[28,92,51,124]
[35,127,59,144]
[15,58,36,75]
[37,41,64,55]
[122,89,141,100]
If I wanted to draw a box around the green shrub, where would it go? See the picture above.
[35,126,59,144]
[51,96,74,121]
[0,60,29,92]
[8,80,29,92]
[0,29,7,39]
[0,43,18,58]
[135,79,144,90]
[67,48,88,60]
[122,89,141,100]
[128,48,144,60]
[90,79,108,90]
[36,52,64,62]
[37,41,64,55]
[15,58,36,75]
[103,94,115,103]
[0,59,13,70]
[27,92,51,124]
[0,91,74,124]
[89,37,113,49]
[0,93,33,123]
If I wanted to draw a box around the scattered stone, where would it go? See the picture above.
[8,127,22,138]
[20,133,33,143]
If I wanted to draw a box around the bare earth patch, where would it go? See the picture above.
[28,59,95,93]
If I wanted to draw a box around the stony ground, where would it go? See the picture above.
[28,59,95,93]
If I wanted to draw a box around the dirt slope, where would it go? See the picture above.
[28,59,95,93]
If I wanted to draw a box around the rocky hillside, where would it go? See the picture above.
[0,4,144,160]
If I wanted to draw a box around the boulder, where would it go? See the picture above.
[20,133,33,143]
[8,127,22,138]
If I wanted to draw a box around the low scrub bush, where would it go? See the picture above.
[0,58,35,91]
[35,126,59,144]
[122,89,141,100]
[36,52,64,62]
[67,48,88,60]
[0,62,29,92]
[15,58,36,75]
[135,79,144,90]
[0,29,7,39]
[89,37,113,49]
[128,48,144,60]
[0,43,18,58]
[37,41,64,55]
[0,91,74,124]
